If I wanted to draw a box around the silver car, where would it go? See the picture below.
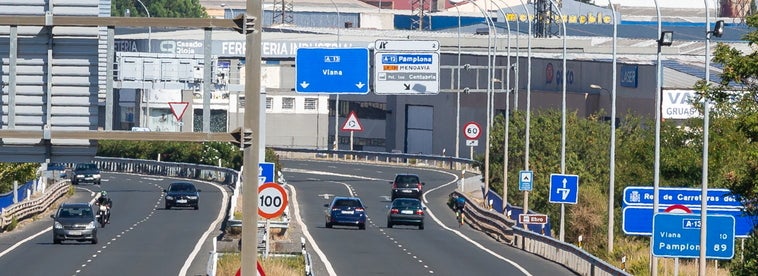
[51,203,98,244]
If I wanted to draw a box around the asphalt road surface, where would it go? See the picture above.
[283,159,577,276]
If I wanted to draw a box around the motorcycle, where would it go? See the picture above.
[97,204,109,228]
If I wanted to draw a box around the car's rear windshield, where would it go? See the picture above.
[170,183,196,192]
[393,199,421,208]
[75,163,97,170]
[59,206,93,218]
[333,199,362,208]
[395,175,420,187]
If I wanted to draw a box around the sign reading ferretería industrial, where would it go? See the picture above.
[295,48,369,94]
[374,40,440,95]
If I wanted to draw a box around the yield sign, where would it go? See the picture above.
[168,102,189,121]
[341,111,363,131]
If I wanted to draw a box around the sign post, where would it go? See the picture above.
[519,170,533,228]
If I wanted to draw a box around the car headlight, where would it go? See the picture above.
[93,174,101,179]
[166,196,174,200]
[187,196,198,200]
[54,221,63,229]
[86,222,96,229]
[76,174,84,178]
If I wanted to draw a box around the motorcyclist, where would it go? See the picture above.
[96,191,112,224]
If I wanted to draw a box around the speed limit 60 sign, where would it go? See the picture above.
[463,121,482,140]
[258,182,289,219]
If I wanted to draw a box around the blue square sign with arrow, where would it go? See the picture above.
[549,173,579,204]
[519,170,533,191]
[295,48,369,94]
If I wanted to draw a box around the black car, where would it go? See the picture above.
[387,198,425,230]
[390,173,425,200]
[72,163,101,185]
[51,203,98,244]
[164,182,201,210]
[324,197,367,230]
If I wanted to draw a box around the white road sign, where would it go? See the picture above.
[374,40,440,51]
[463,121,482,140]
[374,39,440,95]
[258,182,288,219]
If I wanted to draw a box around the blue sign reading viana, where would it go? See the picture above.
[295,48,369,94]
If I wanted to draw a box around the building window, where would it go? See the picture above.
[304,98,318,110]
[266,97,273,110]
[282,97,295,110]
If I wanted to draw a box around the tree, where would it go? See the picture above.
[111,0,208,18]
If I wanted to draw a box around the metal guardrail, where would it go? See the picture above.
[269,146,479,171]
[450,191,630,276]
[0,180,69,230]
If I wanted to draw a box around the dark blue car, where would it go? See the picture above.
[164,182,201,210]
[324,197,366,230]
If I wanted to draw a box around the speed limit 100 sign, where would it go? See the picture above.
[463,121,482,140]
[258,182,288,219]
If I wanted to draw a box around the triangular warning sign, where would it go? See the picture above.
[341,111,363,131]
[168,102,189,121]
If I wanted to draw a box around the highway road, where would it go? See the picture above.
[283,159,577,276]
[0,173,228,276]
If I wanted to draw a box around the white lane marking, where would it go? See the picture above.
[178,181,229,276]
[0,227,50,258]
[285,183,338,276]
[423,171,533,276]
[0,191,103,259]
[291,164,533,275]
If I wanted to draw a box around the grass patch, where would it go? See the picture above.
[216,253,304,276]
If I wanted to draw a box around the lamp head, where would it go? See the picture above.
[590,84,602,89]
[713,20,725,38]
[449,0,467,3]
[658,31,674,47]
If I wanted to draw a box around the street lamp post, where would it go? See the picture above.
[452,0,497,199]
[518,0,533,223]
[652,0,672,274]
[451,2,462,159]
[136,0,151,52]
[546,0,568,242]
[599,0,620,254]
[700,0,725,272]
[489,0,512,212]
[329,0,341,152]
[498,0,520,111]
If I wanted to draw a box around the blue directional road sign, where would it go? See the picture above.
[259,162,275,186]
[622,206,757,237]
[623,186,741,208]
[295,48,369,94]
[549,174,579,204]
[652,213,735,259]
[519,170,533,191]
